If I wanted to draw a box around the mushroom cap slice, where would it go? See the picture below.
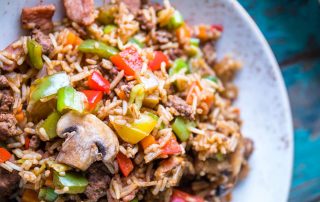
[56,111,119,171]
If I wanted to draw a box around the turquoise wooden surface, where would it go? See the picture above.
[238,0,320,201]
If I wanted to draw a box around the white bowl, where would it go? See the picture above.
[0,0,293,201]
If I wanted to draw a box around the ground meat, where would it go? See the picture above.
[194,158,232,176]
[155,156,184,179]
[166,48,184,61]
[85,163,111,201]
[107,67,120,80]
[0,92,14,113]
[214,57,241,82]
[0,169,21,198]
[154,30,173,45]
[21,4,55,33]
[165,95,194,120]
[0,76,9,89]
[151,2,165,13]
[120,82,134,97]
[29,135,40,150]
[136,10,154,32]
[63,0,95,26]
[32,30,53,54]
[1,42,25,72]
[122,0,141,16]
[0,114,21,141]
[202,42,216,67]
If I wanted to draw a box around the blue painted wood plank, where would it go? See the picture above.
[238,0,320,201]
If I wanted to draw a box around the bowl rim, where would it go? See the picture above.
[0,0,294,200]
[230,0,294,199]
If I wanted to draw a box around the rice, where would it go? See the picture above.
[0,163,13,172]
[5,161,23,172]
[70,69,92,82]
[0,1,252,201]
[20,171,37,183]
[7,142,23,149]
[49,33,58,48]
[110,70,124,89]
[0,53,14,65]
[55,187,70,194]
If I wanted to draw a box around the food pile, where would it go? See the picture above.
[0,0,253,201]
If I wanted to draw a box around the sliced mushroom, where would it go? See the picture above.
[230,138,245,177]
[56,111,119,171]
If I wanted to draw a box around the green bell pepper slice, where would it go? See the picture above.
[216,153,225,161]
[103,25,117,34]
[167,10,184,29]
[53,171,88,194]
[38,187,58,202]
[128,38,144,48]
[78,40,119,58]
[169,58,189,76]
[57,86,85,113]
[190,38,200,47]
[27,39,43,69]
[129,84,145,110]
[97,6,115,25]
[130,199,139,202]
[172,117,195,142]
[205,75,218,83]
[29,72,70,106]
[39,111,61,139]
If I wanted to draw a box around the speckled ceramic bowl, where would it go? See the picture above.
[0,0,293,201]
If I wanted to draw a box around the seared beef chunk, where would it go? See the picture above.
[63,0,95,26]
[122,0,141,16]
[21,4,56,33]
[1,42,25,72]
[0,169,21,198]
[32,30,53,54]
[85,163,111,201]
[165,95,194,120]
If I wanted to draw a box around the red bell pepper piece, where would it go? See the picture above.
[0,148,12,163]
[82,90,103,111]
[211,24,223,32]
[87,71,110,93]
[148,51,169,71]
[110,47,143,76]
[171,189,204,202]
[161,135,182,155]
[116,152,134,177]
[25,136,30,150]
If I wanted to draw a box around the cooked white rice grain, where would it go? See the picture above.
[110,70,124,89]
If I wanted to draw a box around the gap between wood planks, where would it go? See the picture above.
[280,48,320,68]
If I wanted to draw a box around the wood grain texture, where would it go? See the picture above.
[238,0,320,201]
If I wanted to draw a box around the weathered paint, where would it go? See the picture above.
[239,0,320,201]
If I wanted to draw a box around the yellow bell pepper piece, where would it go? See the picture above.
[111,113,158,144]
